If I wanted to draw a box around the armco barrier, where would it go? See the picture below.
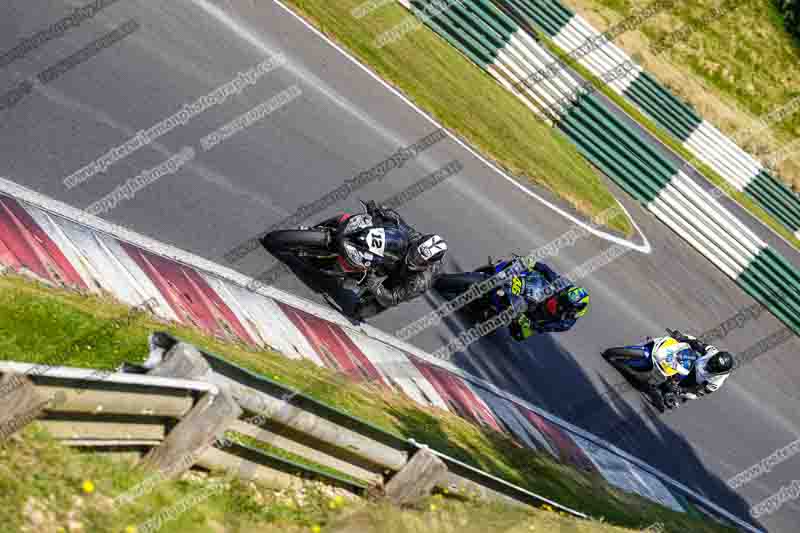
[0,352,588,519]
[196,344,588,516]
[397,0,800,340]
[0,177,761,530]
[498,0,800,239]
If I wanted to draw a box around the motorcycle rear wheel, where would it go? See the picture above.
[602,347,645,362]
[261,229,330,255]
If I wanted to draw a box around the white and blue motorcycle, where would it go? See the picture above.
[602,329,698,412]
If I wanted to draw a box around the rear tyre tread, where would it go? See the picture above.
[261,229,329,253]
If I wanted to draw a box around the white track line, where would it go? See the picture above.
[192,0,651,254]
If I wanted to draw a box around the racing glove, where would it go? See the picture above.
[672,331,707,353]
[514,314,536,340]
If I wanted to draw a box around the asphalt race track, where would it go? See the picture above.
[2,1,800,530]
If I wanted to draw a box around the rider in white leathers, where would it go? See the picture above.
[668,331,735,402]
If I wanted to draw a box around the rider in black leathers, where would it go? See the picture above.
[358,201,447,316]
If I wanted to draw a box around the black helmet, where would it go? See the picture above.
[706,351,734,374]
[407,234,447,271]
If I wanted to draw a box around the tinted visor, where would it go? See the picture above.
[380,228,409,262]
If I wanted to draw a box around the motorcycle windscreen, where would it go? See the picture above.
[520,270,549,301]
[652,339,693,377]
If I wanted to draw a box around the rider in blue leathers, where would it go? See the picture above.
[504,260,589,341]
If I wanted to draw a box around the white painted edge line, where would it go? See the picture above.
[0,178,755,530]
[0,361,219,394]
[263,0,651,254]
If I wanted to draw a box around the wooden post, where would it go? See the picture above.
[384,446,447,506]
[0,372,60,442]
[147,342,212,381]
[141,389,241,479]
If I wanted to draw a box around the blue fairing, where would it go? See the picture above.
[489,260,529,313]
[617,345,653,370]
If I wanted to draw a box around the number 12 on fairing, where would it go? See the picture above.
[366,228,386,256]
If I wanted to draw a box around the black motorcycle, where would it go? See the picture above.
[261,201,411,316]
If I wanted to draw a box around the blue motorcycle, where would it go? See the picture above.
[602,329,696,412]
[434,255,548,323]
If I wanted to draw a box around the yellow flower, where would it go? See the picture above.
[541,504,553,512]
[333,495,345,506]
[311,526,321,533]
[82,480,95,494]
[328,500,337,509]
[429,504,438,512]
[125,526,138,533]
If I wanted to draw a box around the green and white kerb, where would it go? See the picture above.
[510,0,800,238]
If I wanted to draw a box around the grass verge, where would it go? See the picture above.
[0,274,738,532]
[278,0,632,235]
[559,0,800,189]
[1,425,653,533]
